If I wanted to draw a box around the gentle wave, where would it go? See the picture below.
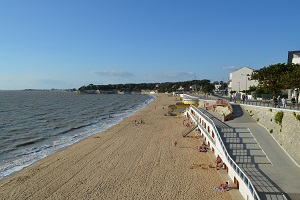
[0,91,155,179]
[14,138,45,148]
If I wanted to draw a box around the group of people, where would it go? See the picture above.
[273,96,287,108]
[273,95,299,108]
[197,141,208,152]
[183,119,192,127]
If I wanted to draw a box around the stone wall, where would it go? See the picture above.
[214,105,232,116]
[199,100,232,120]
[241,105,300,165]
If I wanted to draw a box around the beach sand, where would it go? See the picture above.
[0,94,233,200]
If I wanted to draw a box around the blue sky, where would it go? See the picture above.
[1,0,299,90]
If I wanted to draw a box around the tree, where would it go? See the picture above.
[248,85,257,93]
[251,63,300,95]
[219,81,227,90]
[78,79,214,93]
[202,84,215,94]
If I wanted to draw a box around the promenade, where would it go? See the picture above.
[201,104,300,200]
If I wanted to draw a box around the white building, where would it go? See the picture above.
[228,67,258,93]
[214,84,221,91]
[288,50,300,64]
[287,50,300,100]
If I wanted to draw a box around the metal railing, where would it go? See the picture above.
[207,95,300,111]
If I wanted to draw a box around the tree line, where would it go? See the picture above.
[251,63,300,95]
[78,79,219,94]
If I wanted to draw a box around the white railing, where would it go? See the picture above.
[188,105,260,200]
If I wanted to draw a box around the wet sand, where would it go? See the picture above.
[0,94,233,200]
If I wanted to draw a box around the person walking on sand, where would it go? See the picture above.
[174,141,178,147]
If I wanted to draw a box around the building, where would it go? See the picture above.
[287,50,300,100]
[288,50,300,64]
[228,67,258,94]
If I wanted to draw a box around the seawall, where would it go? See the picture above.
[241,104,300,165]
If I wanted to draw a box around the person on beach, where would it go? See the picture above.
[216,156,223,170]
[199,146,207,152]
[214,181,229,190]
[174,141,178,147]
[198,141,207,152]
[139,118,145,124]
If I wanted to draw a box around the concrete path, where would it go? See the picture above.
[200,104,300,200]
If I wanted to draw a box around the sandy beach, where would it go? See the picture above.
[0,94,233,200]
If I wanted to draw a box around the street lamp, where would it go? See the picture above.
[241,74,250,94]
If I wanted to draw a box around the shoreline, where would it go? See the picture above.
[0,94,155,180]
[0,94,233,200]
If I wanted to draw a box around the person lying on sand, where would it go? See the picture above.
[214,181,229,190]
[199,146,207,152]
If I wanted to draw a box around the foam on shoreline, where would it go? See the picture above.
[0,94,232,200]
[0,95,156,180]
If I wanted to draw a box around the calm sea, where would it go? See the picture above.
[0,90,154,179]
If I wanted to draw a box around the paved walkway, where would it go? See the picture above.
[200,104,300,200]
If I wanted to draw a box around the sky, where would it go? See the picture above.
[1,0,299,90]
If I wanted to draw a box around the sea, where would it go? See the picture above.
[0,90,155,180]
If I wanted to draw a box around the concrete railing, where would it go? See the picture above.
[187,105,260,200]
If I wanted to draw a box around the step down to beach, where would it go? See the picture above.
[182,125,197,137]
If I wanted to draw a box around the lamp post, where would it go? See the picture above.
[241,74,250,94]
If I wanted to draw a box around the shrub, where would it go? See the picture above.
[257,118,259,122]
[275,111,284,125]
[293,112,296,117]
[270,129,273,133]
[269,109,272,112]
[296,114,300,121]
